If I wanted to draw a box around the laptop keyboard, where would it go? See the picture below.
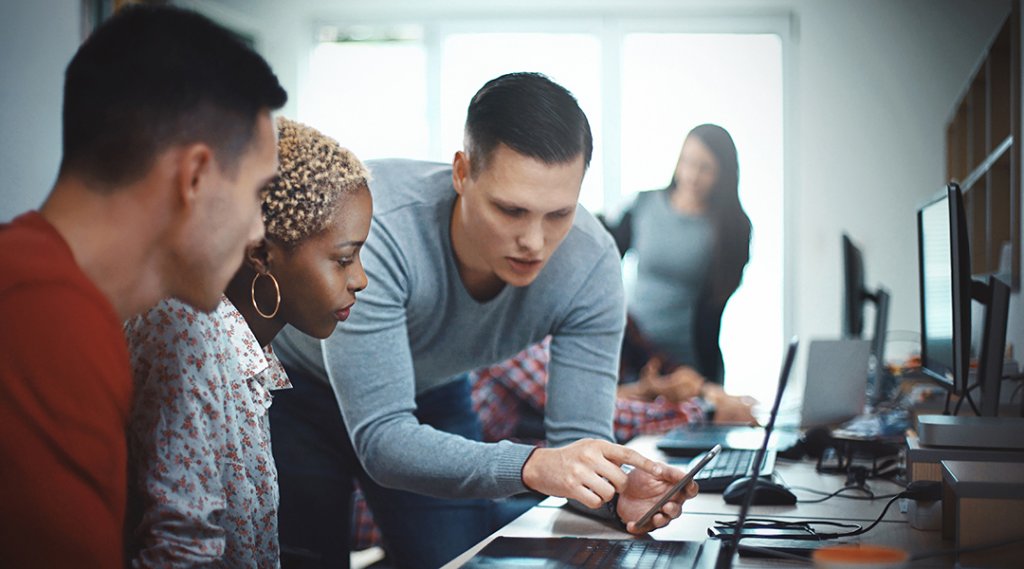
[461,537,714,569]
[689,448,775,492]
[567,539,691,569]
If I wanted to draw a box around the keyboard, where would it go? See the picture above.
[565,539,696,569]
[461,537,717,569]
[685,448,777,493]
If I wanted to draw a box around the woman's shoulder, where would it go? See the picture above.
[125,297,226,342]
[638,187,668,197]
[612,188,664,218]
[635,188,669,207]
[627,188,671,218]
[124,297,242,379]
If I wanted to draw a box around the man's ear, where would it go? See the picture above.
[452,150,470,196]
[244,238,273,274]
[175,143,215,209]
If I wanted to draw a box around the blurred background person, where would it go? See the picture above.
[604,123,756,423]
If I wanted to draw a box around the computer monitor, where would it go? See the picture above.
[842,233,891,403]
[917,183,1009,415]
[842,235,867,338]
[917,190,962,394]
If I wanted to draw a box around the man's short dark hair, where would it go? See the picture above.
[60,5,288,188]
[464,72,592,177]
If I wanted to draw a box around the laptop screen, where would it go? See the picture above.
[714,337,799,567]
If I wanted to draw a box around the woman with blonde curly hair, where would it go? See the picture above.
[124,117,372,568]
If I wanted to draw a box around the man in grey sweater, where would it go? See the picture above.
[271,72,696,569]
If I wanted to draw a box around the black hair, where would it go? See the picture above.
[59,5,287,189]
[464,72,592,177]
[669,124,752,305]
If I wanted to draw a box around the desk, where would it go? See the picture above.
[443,436,956,568]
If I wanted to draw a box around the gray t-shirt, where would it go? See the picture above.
[628,190,713,367]
[273,158,626,499]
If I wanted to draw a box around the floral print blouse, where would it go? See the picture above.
[125,296,291,568]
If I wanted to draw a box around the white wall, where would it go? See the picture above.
[0,0,1015,365]
[0,1,81,221]
[791,0,1010,358]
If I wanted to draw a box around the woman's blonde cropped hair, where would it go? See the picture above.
[262,117,369,246]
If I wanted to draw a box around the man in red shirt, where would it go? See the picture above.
[0,6,286,567]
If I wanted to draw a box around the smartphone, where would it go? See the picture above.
[634,444,722,530]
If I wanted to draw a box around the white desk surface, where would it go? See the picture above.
[443,436,956,568]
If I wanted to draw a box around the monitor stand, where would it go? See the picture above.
[916,415,1024,449]
[919,276,1024,450]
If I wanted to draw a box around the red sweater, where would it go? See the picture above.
[0,212,132,568]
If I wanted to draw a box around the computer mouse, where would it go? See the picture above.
[722,476,797,506]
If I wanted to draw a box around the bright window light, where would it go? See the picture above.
[303,39,429,161]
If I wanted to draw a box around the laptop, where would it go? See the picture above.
[656,364,807,461]
[711,339,826,561]
[656,343,801,491]
[656,424,798,458]
[459,339,800,569]
[458,536,720,568]
[799,339,870,428]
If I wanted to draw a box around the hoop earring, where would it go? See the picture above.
[251,272,281,319]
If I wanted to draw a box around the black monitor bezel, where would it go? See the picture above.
[916,184,971,395]
[842,233,866,338]
[842,232,891,402]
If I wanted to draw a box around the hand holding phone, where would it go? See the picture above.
[634,444,721,530]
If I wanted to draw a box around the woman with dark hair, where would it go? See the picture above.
[605,124,755,420]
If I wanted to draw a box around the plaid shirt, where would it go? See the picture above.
[350,337,703,550]
[471,337,703,445]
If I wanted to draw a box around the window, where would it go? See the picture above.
[303,26,429,161]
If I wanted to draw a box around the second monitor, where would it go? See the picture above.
[842,232,892,405]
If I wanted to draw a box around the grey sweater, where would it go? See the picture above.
[628,190,713,367]
[273,159,626,500]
